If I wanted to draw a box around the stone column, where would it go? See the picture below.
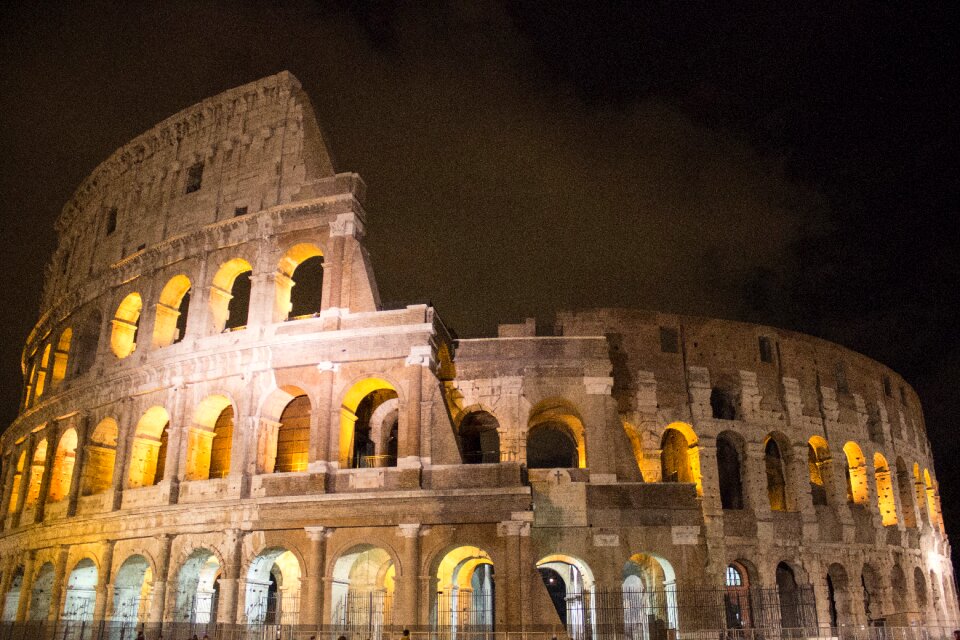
[67,413,91,517]
[216,529,244,624]
[111,398,135,511]
[34,424,59,523]
[309,365,336,474]
[164,384,188,489]
[320,233,346,330]
[395,524,422,629]
[497,520,528,628]
[11,436,37,528]
[94,540,115,621]
[302,526,330,626]
[246,271,277,329]
[48,546,69,621]
[582,377,617,481]
[400,347,430,469]
[149,535,173,623]
[0,452,16,529]
[15,550,36,622]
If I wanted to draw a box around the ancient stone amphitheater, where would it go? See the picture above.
[0,72,955,639]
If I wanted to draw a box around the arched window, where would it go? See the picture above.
[923,469,941,530]
[71,309,101,377]
[47,428,78,503]
[874,453,897,526]
[81,419,117,496]
[716,433,744,510]
[34,344,51,399]
[209,258,253,332]
[776,563,803,628]
[527,423,578,469]
[153,275,192,347]
[896,457,916,528]
[24,439,48,509]
[110,293,143,358]
[843,442,868,504]
[210,405,233,479]
[127,407,170,488]
[275,395,310,473]
[7,451,26,514]
[276,244,324,320]
[661,428,695,484]
[764,437,787,512]
[52,328,71,386]
[185,396,234,481]
[460,411,501,464]
[914,567,928,611]
[338,379,399,469]
[724,562,752,628]
[807,437,830,506]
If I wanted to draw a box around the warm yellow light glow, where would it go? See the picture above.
[660,422,702,494]
[339,378,397,467]
[127,406,170,488]
[874,453,897,526]
[111,293,143,358]
[843,441,868,505]
[51,328,71,384]
[81,418,117,496]
[209,258,252,332]
[47,428,78,503]
[153,275,191,347]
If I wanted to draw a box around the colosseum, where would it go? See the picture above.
[0,71,955,639]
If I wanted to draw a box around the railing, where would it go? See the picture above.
[358,455,396,469]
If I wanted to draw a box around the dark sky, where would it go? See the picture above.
[2,0,959,564]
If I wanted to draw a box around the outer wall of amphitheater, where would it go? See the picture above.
[0,72,956,636]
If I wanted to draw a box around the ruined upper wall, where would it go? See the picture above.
[42,71,335,312]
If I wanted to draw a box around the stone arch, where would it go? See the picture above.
[243,547,303,624]
[434,545,495,632]
[527,398,586,469]
[895,457,917,528]
[173,548,222,624]
[24,438,47,508]
[127,406,170,488]
[913,566,927,611]
[210,258,253,333]
[775,561,812,629]
[923,469,940,529]
[110,292,143,358]
[826,562,851,627]
[28,561,55,620]
[330,544,398,632]
[622,552,677,633]
[51,327,71,385]
[861,563,883,623]
[7,450,26,514]
[257,385,311,474]
[153,274,192,347]
[2,565,23,621]
[890,563,907,617]
[724,560,753,629]
[764,433,790,512]
[276,242,324,321]
[807,436,831,506]
[70,307,101,377]
[112,554,153,623]
[62,557,97,620]
[874,453,897,526]
[843,441,869,505]
[536,554,596,636]
[621,420,645,479]
[339,378,399,469]
[458,410,501,464]
[47,427,78,503]
[33,343,51,400]
[716,431,744,510]
[81,418,118,496]
[660,423,701,493]
[185,394,234,481]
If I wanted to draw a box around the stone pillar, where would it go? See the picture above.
[11,436,37,528]
[0,555,16,615]
[216,529,244,624]
[246,271,277,329]
[15,551,36,622]
[320,234,346,330]
[94,540,115,621]
[48,546,69,621]
[164,383,188,488]
[395,524,422,629]
[308,365,336,474]
[111,398,135,511]
[497,520,529,628]
[34,424,59,523]
[66,413,90,517]
[149,535,173,623]
[582,377,617,481]
[0,452,16,529]
[183,260,210,341]
[302,526,330,626]
[400,347,429,468]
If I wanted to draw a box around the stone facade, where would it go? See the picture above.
[0,72,955,635]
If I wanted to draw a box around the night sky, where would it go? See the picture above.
[1,1,958,564]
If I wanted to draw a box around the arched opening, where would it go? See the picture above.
[82,418,117,496]
[890,564,907,618]
[843,442,868,504]
[244,548,302,625]
[434,546,494,633]
[33,344,50,400]
[127,406,170,488]
[622,552,678,635]
[536,554,596,639]
[826,563,850,627]
[174,549,221,624]
[895,457,917,528]
[276,394,310,473]
[277,244,324,320]
[923,469,940,530]
[716,432,744,510]
[7,451,26,514]
[340,379,399,469]
[660,425,700,492]
[51,328,71,386]
[861,564,882,623]
[331,545,396,636]
[874,453,897,526]
[24,439,48,509]
[29,562,55,620]
[112,554,153,624]
[710,387,737,420]
[153,274,192,347]
[527,399,586,469]
[807,437,831,506]
[210,258,253,333]
[110,292,143,358]
[62,558,97,620]
[70,308,101,377]
[2,566,23,621]
[47,428,78,503]
[775,562,810,629]
[724,562,752,629]
[459,411,501,464]
[913,567,927,612]
[185,395,234,481]
[764,436,788,512]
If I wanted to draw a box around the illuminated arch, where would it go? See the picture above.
[764,434,789,512]
[527,398,587,469]
[843,442,868,505]
[34,344,51,399]
[110,292,143,358]
[51,328,71,385]
[716,431,745,510]
[209,258,253,333]
[112,554,153,623]
[660,422,701,493]
[127,406,170,488]
[895,457,916,528]
[185,395,234,481]
[28,562,55,620]
[276,243,324,321]
[153,274,192,347]
[621,421,645,478]
[62,558,97,620]
[874,453,897,526]
[81,418,117,496]
[807,436,831,506]
[339,378,399,468]
[47,428,78,503]
[173,549,221,624]
[536,554,596,636]
[244,547,303,624]
[434,546,494,632]
[622,552,678,633]
[24,438,48,508]
[923,469,940,530]
[458,410,500,464]
[257,387,312,473]
[7,450,26,514]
